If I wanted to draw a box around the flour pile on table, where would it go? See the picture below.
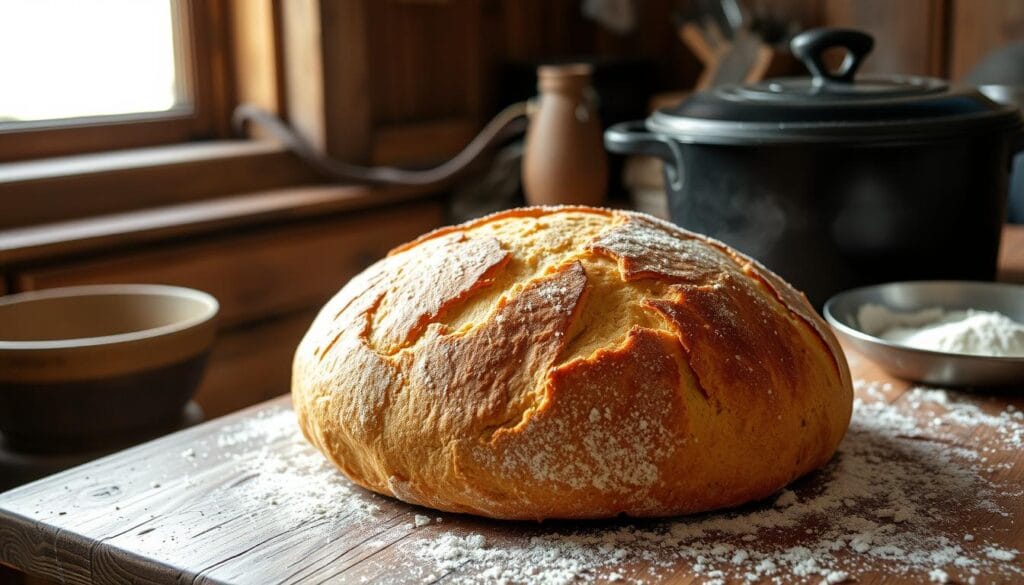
[411,380,1023,584]
[211,408,382,519]
[205,386,1023,585]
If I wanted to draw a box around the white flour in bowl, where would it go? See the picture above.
[858,304,1024,357]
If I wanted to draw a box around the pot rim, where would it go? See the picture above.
[646,106,1023,146]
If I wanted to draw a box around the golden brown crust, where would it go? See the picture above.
[369,233,510,353]
[388,205,615,256]
[293,206,853,520]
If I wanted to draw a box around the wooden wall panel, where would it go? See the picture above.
[319,0,374,162]
[195,309,316,417]
[367,0,482,126]
[14,201,443,327]
[11,201,444,416]
[949,0,1024,81]
[280,0,329,152]
[498,0,595,61]
[230,0,283,118]
[277,0,707,166]
[372,119,478,166]
[0,142,319,229]
[280,0,373,162]
[819,0,948,77]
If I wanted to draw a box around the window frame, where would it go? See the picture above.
[0,0,233,163]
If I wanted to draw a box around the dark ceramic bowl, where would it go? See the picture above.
[0,285,218,452]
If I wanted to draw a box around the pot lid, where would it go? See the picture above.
[649,28,1022,144]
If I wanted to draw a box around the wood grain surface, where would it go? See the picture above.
[13,201,442,327]
[820,0,948,77]
[0,184,438,267]
[0,141,318,230]
[0,340,1019,581]
[1,228,1022,584]
[193,309,317,418]
[1,348,1022,584]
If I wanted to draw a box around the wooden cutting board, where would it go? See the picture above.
[0,338,1022,585]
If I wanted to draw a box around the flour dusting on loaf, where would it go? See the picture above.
[292,207,853,520]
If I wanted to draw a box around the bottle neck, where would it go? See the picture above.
[537,64,593,96]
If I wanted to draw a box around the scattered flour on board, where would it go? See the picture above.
[195,408,382,519]
[409,379,1024,584]
[180,386,1023,585]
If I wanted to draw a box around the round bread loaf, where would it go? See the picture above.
[292,207,853,520]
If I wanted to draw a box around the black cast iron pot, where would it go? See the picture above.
[606,28,1024,307]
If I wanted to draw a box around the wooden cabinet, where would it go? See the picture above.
[10,199,444,417]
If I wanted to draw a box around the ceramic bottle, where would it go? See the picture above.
[522,64,608,207]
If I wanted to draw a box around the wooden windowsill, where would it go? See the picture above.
[0,183,439,267]
[0,140,321,229]
[0,140,282,184]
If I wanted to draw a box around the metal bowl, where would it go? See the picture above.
[824,281,1024,387]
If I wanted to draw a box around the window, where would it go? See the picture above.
[0,0,180,123]
[0,0,230,162]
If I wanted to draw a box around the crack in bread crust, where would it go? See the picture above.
[366,233,510,355]
[622,212,850,386]
[405,261,588,442]
[292,206,854,520]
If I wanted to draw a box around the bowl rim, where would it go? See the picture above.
[823,280,1024,363]
[0,284,220,350]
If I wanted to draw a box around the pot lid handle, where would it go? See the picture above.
[791,28,874,84]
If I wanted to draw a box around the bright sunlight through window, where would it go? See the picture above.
[0,0,181,124]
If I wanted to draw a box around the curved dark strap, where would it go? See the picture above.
[233,102,529,187]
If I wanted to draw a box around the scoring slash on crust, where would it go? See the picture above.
[293,206,853,520]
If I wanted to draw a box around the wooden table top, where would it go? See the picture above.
[2,227,1023,585]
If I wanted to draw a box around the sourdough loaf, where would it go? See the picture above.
[292,207,853,520]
